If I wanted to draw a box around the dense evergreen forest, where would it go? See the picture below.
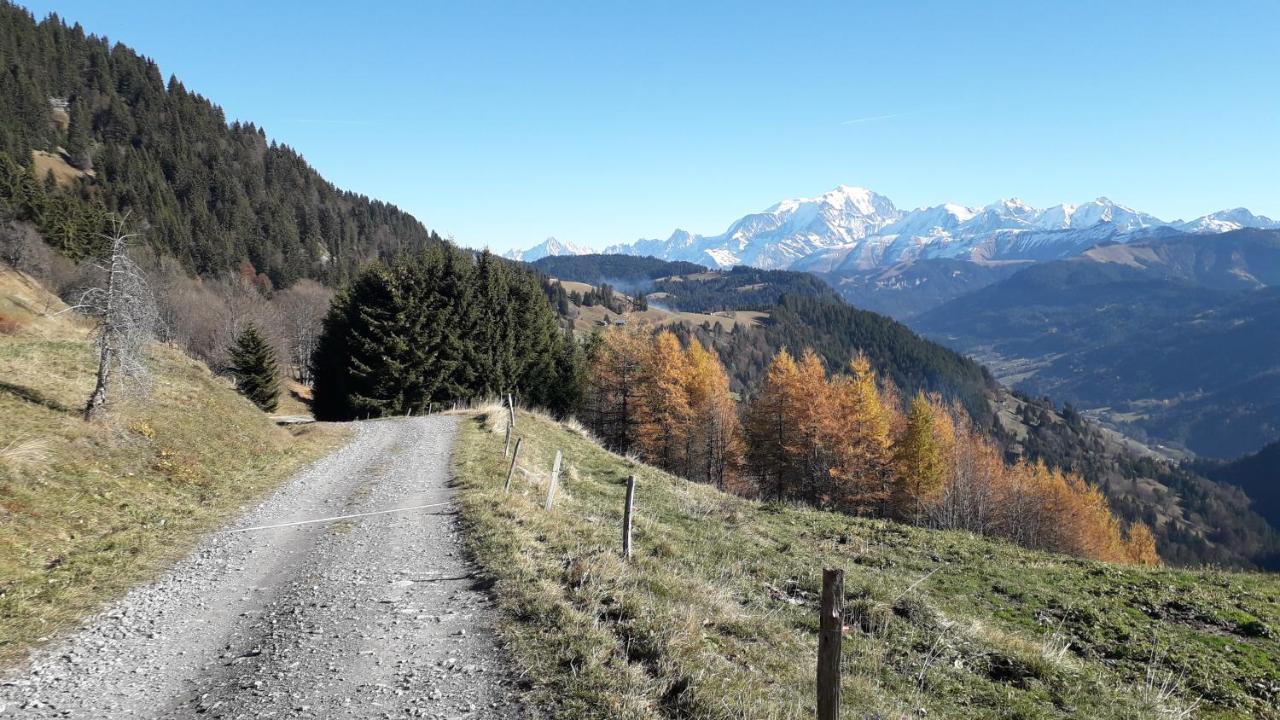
[0,2,438,287]
[649,266,841,311]
[311,248,581,420]
[530,254,706,290]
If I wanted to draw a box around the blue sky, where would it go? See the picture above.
[20,0,1280,253]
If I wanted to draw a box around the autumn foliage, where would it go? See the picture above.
[586,331,1159,565]
[586,327,743,489]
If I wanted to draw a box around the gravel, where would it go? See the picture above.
[0,416,527,719]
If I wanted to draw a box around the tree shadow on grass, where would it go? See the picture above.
[0,379,73,413]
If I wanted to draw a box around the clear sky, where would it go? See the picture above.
[18,0,1280,253]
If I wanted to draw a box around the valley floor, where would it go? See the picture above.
[0,417,525,719]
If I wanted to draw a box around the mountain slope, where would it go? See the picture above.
[1196,440,1280,529]
[810,257,1029,319]
[0,2,440,287]
[0,267,345,664]
[913,229,1280,459]
[453,409,1280,719]
[540,255,1280,569]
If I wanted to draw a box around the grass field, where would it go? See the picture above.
[452,408,1279,719]
[0,269,348,665]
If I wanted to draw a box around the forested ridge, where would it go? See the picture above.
[0,2,438,287]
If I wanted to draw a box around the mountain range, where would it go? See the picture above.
[501,237,592,263]
[510,185,1279,272]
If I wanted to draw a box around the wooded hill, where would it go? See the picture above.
[538,256,1280,569]
[0,2,439,287]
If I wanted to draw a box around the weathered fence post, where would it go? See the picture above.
[622,474,636,560]
[504,423,512,458]
[544,450,562,510]
[507,393,516,429]
[504,438,523,494]
[817,568,844,720]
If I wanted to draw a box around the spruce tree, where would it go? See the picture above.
[229,324,280,412]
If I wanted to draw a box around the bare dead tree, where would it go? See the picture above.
[272,279,332,386]
[74,217,159,421]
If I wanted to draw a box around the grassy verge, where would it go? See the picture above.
[452,408,1279,719]
[0,269,349,665]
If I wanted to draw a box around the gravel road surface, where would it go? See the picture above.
[1,416,526,719]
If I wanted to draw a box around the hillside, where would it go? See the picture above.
[539,256,1278,568]
[537,258,989,414]
[1195,441,1280,529]
[913,230,1280,459]
[531,254,707,291]
[0,267,346,664]
[813,257,1029,319]
[453,408,1280,719]
[0,2,440,286]
[991,391,1279,569]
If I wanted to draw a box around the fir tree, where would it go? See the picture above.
[229,324,280,412]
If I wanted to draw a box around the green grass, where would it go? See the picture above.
[0,269,349,665]
[451,409,1280,719]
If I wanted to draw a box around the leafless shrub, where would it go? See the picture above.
[0,220,51,278]
[272,279,332,385]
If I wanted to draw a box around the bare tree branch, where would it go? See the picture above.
[82,215,159,421]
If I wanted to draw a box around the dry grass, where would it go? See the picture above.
[0,267,349,666]
[451,409,1280,719]
[29,150,93,188]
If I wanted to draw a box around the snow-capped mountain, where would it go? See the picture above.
[602,186,1279,271]
[502,237,591,262]
[1175,208,1279,234]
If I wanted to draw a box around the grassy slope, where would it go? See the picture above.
[550,278,768,335]
[0,269,348,665]
[452,410,1279,720]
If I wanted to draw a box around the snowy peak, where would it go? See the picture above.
[503,236,592,262]
[1034,198,1161,232]
[604,185,1279,271]
[1176,208,1280,234]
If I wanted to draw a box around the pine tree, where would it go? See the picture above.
[229,323,280,412]
[65,97,92,170]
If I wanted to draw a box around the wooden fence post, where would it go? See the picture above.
[817,568,844,720]
[544,450,562,510]
[504,423,512,458]
[504,438,522,494]
[622,475,636,560]
[507,393,516,429]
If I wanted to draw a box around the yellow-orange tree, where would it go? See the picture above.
[742,347,1160,565]
[590,327,744,489]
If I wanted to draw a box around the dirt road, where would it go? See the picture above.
[0,416,525,719]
